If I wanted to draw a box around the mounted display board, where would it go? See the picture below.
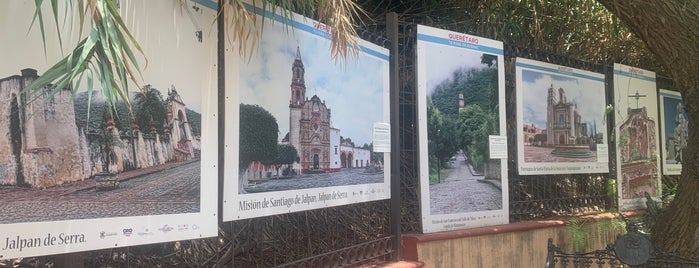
[222,3,390,220]
[416,24,508,233]
[515,58,609,175]
[613,63,661,210]
[0,0,218,259]
[659,89,687,176]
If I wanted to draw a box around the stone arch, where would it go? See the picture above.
[313,154,319,170]
[341,151,347,168]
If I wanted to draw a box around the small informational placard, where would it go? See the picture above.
[373,123,391,153]
[596,144,609,163]
[489,135,508,159]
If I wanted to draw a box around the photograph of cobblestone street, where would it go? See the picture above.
[0,69,204,224]
[0,160,201,224]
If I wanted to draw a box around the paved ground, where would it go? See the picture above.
[524,145,597,162]
[0,161,200,224]
[243,168,384,193]
[429,152,502,214]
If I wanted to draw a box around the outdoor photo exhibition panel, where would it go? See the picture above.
[222,4,391,221]
[0,0,218,259]
[515,58,609,175]
[659,89,687,176]
[613,63,661,210]
[416,24,508,233]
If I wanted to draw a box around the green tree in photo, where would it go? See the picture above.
[427,98,458,181]
[239,103,279,170]
[134,85,167,135]
[268,144,299,176]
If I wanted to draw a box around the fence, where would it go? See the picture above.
[7,16,675,268]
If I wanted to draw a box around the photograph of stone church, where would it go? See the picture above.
[613,63,662,209]
[237,24,387,194]
[520,68,606,163]
[0,69,202,224]
[618,103,659,199]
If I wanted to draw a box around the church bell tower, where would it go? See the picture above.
[290,46,306,107]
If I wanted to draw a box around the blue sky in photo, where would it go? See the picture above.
[239,18,387,147]
[521,69,606,132]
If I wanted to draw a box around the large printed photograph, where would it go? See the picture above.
[659,89,687,175]
[516,58,609,175]
[0,0,218,259]
[417,25,508,233]
[613,64,661,210]
[223,4,390,220]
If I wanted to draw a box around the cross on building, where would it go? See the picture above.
[628,90,647,108]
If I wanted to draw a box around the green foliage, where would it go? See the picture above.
[239,103,279,170]
[73,91,131,131]
[427,98,459,177]
[456,104,498,172]
[185,109,201,137]
[134,85,167,135]
[428,165,451,185]
[28,0,146,119]
[272,144,300,166]
[430,67,498,116]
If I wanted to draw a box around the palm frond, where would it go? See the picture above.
[27,0,146,117]
[223,0,365,62]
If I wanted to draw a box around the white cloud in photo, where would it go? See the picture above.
[240,19,386,147]
[423,43,487,96]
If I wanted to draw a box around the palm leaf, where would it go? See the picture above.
[27,0,145,119]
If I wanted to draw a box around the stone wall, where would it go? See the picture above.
[0,69,191,187]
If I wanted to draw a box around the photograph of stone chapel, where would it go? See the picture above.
[613,64,661,208]
[0,69,202,224]
[237,25,387,194]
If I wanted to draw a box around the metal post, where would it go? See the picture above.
[386,12,402,260]
[217,0,225,226]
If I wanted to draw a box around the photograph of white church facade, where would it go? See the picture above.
[238,45,382,194]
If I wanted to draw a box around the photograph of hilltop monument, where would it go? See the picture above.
[0,69,202,224]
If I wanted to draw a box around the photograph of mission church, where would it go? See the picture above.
[0,69,203,224]
[237,22,387,195]
[518,59,608,173]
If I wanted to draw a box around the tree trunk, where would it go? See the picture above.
[597,0,699,257]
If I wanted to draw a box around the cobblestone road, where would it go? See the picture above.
[0,161,200,224]
[430,152,502,214]
[244,168,384,193]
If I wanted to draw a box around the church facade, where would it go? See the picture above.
[546,85,591,146]
[619,106,658,199]
[286,47,370,174]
